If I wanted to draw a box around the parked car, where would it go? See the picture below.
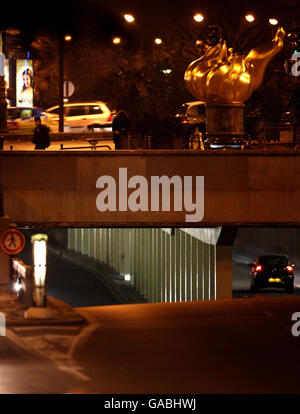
[7,107,47,134]
[175,101,206,148]
[176,101,206,124]
[250,254,294,293]
[45,101,113,132]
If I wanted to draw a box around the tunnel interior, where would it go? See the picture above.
[14,226,300,307]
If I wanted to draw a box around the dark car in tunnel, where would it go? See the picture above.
[250,255,294,293]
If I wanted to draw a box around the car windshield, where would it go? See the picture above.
[258,256,288,267]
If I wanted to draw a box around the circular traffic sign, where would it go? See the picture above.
[0,229,25,255]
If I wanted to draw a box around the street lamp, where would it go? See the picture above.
[31,233,48,308]
[59,34,72,133]
[269,18,279,26]
[113,37,121,45]
[0,50,7,134]
[124,14,135,23]
[193,13,204,23]
[245,14,255,23]
[154,38,163,45]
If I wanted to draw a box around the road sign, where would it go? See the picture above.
[63,81,75,98]
[0,229,25,255]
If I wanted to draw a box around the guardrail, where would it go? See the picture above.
[11,258,34,308]
[1,131,113,142]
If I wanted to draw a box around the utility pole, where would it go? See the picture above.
[0,33,7,217]
[58,36,64,133]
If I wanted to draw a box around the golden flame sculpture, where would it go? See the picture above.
[185,27,285,105]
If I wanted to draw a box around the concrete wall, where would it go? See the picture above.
[2,150,300,226]
[68,227,232,302]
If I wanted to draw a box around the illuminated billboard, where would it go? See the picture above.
[16,59,33,107]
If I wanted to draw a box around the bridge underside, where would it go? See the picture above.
[1,150,300,226]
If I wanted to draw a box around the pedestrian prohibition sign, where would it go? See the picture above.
[0,229,25,255]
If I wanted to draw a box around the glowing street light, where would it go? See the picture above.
[64,34,72,42]
[193,13,204,23]
[31,234,48,307]
[269,18,279,26]
[124,14,135,23]
[245,14,255,23]
[113,37,121,45]
[154,38,163,45]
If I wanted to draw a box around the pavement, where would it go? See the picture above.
[0,292,85,326]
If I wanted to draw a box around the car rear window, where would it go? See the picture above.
[88,105,103,115]
[66,106,88,117]
[258,256,288,267]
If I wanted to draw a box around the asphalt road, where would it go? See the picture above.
[0,333,84,393]
[18,237,119,308]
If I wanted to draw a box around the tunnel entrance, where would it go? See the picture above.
[232,227,300,298]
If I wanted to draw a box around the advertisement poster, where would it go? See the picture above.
[16,59,33,107]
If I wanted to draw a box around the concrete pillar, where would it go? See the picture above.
[95,229,101,260]
[175,229,181,302]
[68,228,75,250]
[82,229,89,255]
[0,217,11,292]
[75,228,82,252]
[185,233,191,301]
[170,230,176,302]
[197,241,204,300]
[203,243,210,300]
[209,244,216,300]
[164,231,169,303]
[216,245,232,299]
[180,231,187,301]
[191,236,198,300]
[88,228,94,257]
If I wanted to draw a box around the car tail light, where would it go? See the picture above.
[181,118,188,124]
[255,265,262,272]
[108,114,114,122]
[287,265,293,272]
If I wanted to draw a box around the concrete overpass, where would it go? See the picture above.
[0,149,299,299]
[1,149,300,226]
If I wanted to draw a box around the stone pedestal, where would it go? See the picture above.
[206,104,245,145]
[0,217,11,293]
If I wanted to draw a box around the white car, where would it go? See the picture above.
[45,101,113,132]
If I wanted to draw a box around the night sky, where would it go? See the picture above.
[1,0,299,48]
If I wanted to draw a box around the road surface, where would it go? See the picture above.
[2,296,300,393]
